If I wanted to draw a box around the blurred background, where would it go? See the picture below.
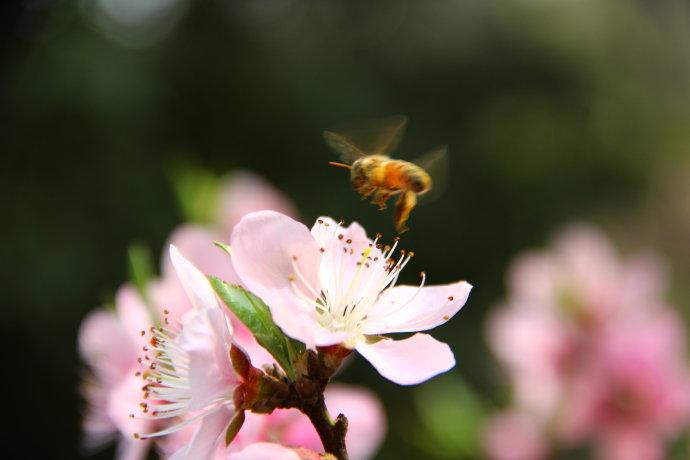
[4,0,690,458]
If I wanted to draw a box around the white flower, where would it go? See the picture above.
[230,211,472,385]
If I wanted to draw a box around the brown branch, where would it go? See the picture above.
[242,346,353,459]
[301,395,349,460]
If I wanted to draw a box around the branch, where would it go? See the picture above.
[301,394,349,460]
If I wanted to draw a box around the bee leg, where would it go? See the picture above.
[358,185,376,200]
[371,190,393,210]
[394,191,417,234]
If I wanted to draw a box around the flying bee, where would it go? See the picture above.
[324,115,448,233]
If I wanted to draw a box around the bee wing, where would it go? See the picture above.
[324,115,408,160]
[415,145,449,204]
[323,131,368,163]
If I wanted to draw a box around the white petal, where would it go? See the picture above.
[355,333,455,385]
[363,281,472,334]
[169,245,220,312]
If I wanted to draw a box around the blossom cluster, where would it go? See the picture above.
[484,225,690,460]
[79,171,471,459]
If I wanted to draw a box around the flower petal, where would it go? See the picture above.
[169,406,232,460]
[107,372,152,438]
[355,333,455,385]
[169,245,220,312]
[115,438,151,460]
[231,211,325,347]
[178,307,237,411]
[228,442,302,460]
[78,309,136,382]
[216,171,297,232]
[325,385,386,460]
[115,284,153,345]
[162,225,238,283]
[362,281,472,335]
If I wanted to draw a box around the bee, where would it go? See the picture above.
[324,115,447,233]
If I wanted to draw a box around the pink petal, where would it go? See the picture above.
[228,442,301,460]
[599,428,663,460]
[78,309,136,382]
[230,211,325,347]
[107,372,152,438]
[177,307,237,411]
[169,245,221,313]
[483,411,548,460]
[169,406,233,460]
[216,171,297,233]
[148,275,191,321]
[115,284,153,345]
[115,438,151,460]
[355,333,455,385]
[362,281,472,334]
[325,385,386,460]
[162,225,238,284]
[310,217,386,297]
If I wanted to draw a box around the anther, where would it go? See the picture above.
[346,238,352,244]
[338,234,344,240]
[318,219,324,224]
[163,309,169,315]
[448,296,454,301]
[292,255,298,261]
[288,274,296,282]
[443,315,450,320]
[140,330,145,336]
[320,248,325,253]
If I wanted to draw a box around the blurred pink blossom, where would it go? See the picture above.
[79,286,154,459]
[78,171,296,459]
[485,224,690,460]
[230,211,471,385]
[483,411,547,460]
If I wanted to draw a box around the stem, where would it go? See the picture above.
[250,347,352,459]
[301,394,349,460]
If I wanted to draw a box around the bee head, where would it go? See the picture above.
[410,174,431,193]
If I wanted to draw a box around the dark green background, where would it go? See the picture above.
[4,0,690,458]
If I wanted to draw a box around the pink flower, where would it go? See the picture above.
[483,411,548,460]
[79,171,297,459]
[556,312,690,460]
[136,246,241,460]
[161,384,386,460]
[79,286,154,460]
[230,211,472,385]
[485,224,690,459]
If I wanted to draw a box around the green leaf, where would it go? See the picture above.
[208,276,305,380]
